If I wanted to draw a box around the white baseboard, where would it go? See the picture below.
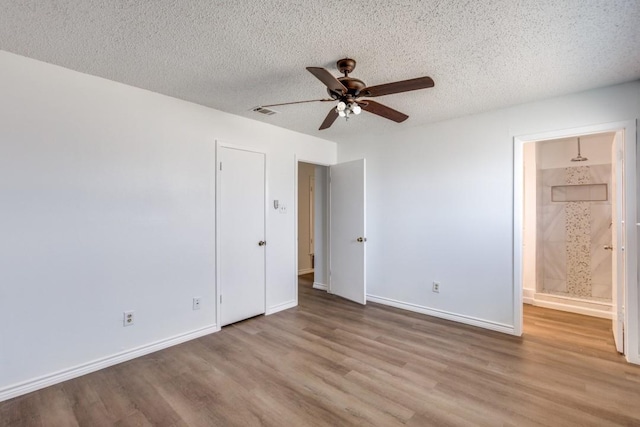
[266,300,297,315]
[627,351,640,365]
[523,288,535,305]
[312,282,328,291]
[298,268,314,275]
[366,294,515,335]
[528,293,612,319]
[0,324,219,403]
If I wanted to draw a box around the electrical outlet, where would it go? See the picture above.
[279,204,287,214]
[123,311,135,326]
[432,281,440,293]
[193,297,201,310]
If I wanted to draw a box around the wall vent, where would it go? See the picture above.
[251,106,278,116]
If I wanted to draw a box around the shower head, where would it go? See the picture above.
[571,137,588,162]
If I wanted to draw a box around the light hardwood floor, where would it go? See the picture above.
[2,275,640,426]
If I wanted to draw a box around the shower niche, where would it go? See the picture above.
[551,183,607,202]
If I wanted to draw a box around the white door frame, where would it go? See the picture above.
[294,157,333,306]
[611,131,624,352]
[512,121,638,364]
[216,140,267,328]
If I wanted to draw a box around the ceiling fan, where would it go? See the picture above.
[260,58,435,130]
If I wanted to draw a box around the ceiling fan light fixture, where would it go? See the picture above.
[335,101,361,120]
[277,58,433,130]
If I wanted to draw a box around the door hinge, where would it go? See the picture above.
[219,162,223,171]
[220,295,222,304]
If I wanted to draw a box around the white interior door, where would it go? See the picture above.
[218,146,266,326]
[330,159,366,304]
[611,131,624,353]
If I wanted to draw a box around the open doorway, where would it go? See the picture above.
[514,121,638,362]
[522,133,616,319]
[297,161,330,292]
[296,158,367,306]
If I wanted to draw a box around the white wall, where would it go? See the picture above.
[0,50,336,399]
[338,81,640,337]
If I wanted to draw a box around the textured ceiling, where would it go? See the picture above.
[1,1,639,142]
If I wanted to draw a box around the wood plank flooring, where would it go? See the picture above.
[2,275,640,426]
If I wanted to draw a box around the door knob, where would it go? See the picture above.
[258,241,266,246]
[357,237,367,243]
[604,245,613,251]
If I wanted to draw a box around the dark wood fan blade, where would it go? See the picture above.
[361,76,434,98]
[319,108,339,130]
[307,67,347,94]
[358,100,408,123]
[261,99,333,108]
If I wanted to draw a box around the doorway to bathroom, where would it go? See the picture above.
[522,133,616,318]
[513,121,638,362]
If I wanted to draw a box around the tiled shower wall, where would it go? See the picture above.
[537,165,612,301]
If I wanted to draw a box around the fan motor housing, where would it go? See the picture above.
[328,77,366,99]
